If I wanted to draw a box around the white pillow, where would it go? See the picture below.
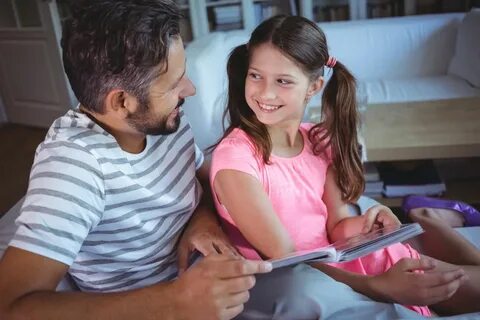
[448,9,480,88]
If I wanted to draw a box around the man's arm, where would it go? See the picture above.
[0,246,271,320]
[177,160,239,272]
[186,159,221,235]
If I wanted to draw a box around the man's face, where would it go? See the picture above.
[127,37,195,135]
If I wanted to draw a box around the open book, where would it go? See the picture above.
[269,223,424,269]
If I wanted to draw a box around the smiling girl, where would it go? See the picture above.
[209,15,480,316]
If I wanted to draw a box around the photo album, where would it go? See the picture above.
[269,223,424,269]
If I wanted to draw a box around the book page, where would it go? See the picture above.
[268,246,337,269]
[334,223,424,262]
[267,223,423,269]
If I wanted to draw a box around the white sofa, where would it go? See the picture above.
[183,12,480,151]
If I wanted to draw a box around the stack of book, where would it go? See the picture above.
[378,160,446,198]
[364,162,384,198]
[254,0,294,25]
[213,5,242,31]
[314,2,350,22]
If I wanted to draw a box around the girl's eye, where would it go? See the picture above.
[249,73,260,79]
[277,79,291,85]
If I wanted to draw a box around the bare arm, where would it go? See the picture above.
[320,167,464,306]
[0,246,271,320]
[323,166,365,242]
[312,257,466,307]
[214,169,295,259]
[323,167,400,242]
[0,247,177,319]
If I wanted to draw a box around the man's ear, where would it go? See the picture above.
[104,90,137,118]
[306,76,324,100]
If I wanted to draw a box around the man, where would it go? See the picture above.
[0,1,458,319]
[0,1,270,319]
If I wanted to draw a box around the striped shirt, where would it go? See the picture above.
[9,109,203,292]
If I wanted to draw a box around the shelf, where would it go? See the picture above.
[206,0,242,8]
[373,179,480,208]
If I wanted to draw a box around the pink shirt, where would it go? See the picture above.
[210,124,430,316]
[211,124,332,259]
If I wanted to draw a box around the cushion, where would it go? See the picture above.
[306,74,480,108]
[319,13,463,80]
[448,9,480,88]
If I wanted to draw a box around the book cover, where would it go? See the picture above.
[378,160,446,197]
[365,181,384,194]
[269,223,424,269]
[364,162,381,182]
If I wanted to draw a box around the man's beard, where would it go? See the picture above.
[127,98,185,135]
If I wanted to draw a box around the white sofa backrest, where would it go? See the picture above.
[320,13,463,81]
[185,30,250,150]
[184,13,464,150]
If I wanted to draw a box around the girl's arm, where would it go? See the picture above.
[214,169,295,259]
[323,166,366,241]
[323,167,400,242]
[321,167,466,306]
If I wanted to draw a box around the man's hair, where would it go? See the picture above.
[61,0,181,113]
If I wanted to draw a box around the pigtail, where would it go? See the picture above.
[311,61,364,202]
[224,44,249,135]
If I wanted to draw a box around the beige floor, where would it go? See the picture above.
[0,124,47,217]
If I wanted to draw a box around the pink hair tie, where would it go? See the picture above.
[326,56,337,68]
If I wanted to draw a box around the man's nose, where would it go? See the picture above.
[182,76,196,97]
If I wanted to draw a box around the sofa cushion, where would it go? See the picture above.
[306,74,480,108]
[185,31,249,150]
[319,13,463,81]
[448,9,480,88]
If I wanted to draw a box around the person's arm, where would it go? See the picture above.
[312,256,466,306]
[177,160,239,273]
[323,167,400,242]
[0,246,271,320]
[214,169,295,259]
[320,167,466,306]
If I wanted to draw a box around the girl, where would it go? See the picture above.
[210,15,480,316]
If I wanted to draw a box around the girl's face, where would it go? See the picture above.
[245,43,322,128]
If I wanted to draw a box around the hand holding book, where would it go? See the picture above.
[361,204,401,233]
[269,223,424,269]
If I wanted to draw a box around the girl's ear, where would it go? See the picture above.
[306,76,324,100]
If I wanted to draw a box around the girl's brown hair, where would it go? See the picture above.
[215,15,364,202]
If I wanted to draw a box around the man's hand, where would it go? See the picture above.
[368,257,467,306]
[172,255,272,320]
[362,204,401,233]
[177,213,239,274]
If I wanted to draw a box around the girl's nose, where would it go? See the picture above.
[259,82,276,100]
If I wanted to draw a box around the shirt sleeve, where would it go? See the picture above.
[210,134,261,186]
[194,143,204,170]
[9,141,105,266]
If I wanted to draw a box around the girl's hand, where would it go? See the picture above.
[368,257,467,306]
[362,204,401,233]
